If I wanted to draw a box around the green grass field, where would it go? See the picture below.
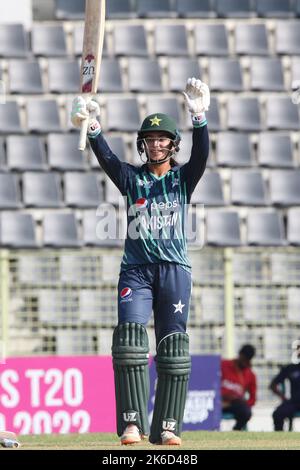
[9,431,300,450]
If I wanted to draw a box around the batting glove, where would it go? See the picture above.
[71,96,101,138]
[183,78,210,128]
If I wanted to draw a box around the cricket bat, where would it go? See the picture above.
[79,0,106,151]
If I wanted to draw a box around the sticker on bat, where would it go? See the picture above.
[82,54,96,93]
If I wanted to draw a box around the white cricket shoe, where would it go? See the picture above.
[120,424,141,445]
[161,430,181,446]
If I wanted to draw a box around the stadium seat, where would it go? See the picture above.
[247,210,286,245]
[146,97,181,127]
[232,253,263,284]
[191,171,224,206]
[249,58,284,91]
[0,24,28,58]
[230,170,268,206]
[177,0,216,18]
[270,170,300,206]
[73,25,108,56]
[0,138,6,171]
[32,25,67,57]
[48,134,86,170]
[206,211,241,246]
[106,0,134,18]
[208,58,243,92]
[83,209,123,247]
[27,100,61,133]
[177,131,214,167]
[128,58,162,92]
[216,132,253,167]
[271,252,300,284]
[9,60,43,94]
[98,59,123,93]
[256,0,295,18]
[43,213,81,247]
[167,58,201,92]
[200,288,224,323]
[18,254,59,286]
[55,0,85,19]
[195,24,229,56]
[56,330,95,355]
[0,174,21,208]
[257,133,294,168]
[113,25,148,57]
[38,289,79,325]
[48,59,80,93]
[106,98,140,131]
[287,208,300,245]
[227,98,261,132]
[64,172,103,208]
[0,212,37,248]
[154,25,189,56]
[275,22,300,55]
[216,0,254,17]
[291,57,300,86]
[22,172,63,208]
[235,24,269,55]
[297,0,300,16]
[79,289,117,325]
[104,176,125,206]
[0,102,22,134]
[137,0,174,18]
[266,97,300,130]
[242,287,283,324]
[90,135,127,168]
[7,136,47,171]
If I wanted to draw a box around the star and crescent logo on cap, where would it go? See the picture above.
[149,115,162,126]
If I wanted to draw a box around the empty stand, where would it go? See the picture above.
[23,172,62,208]
[64,172,103,208]
[257,133,294,168]
[195,24,229,56]
[270,252,300,284]
[73,25,107,56]
[48,59,80,93]
[167,58,201,92]
[266,97,300,130]
[177,0,216,18]
[146,97,181,126]
[113,25,148,57]
[256,0,295,17]
[128,58,162,92]
[83,209,123,247]
[242,287,284,324]
[191,171,224,206]
[235,24,269,55]
[98,59,123,93]
[154,25,189,56]
[206,211,241,246]
[287,208,300,245]
[106,0,134,18]
[43,213,81,247]
[216,133,252,167]
[195,97,221,132]
[137,0,174,18]
[287,287,300,322]
[9,60,43,94]
[270,170,300,206]
[0,174,21,208]
[275,22,300,55]
[0,212,37,248]
[0,102,22,134]
[106,98,140,131]
[0,138,6,170]
[7,136,47,171]
[230,170,267,206]
[32,25,67,57]
[38,289,79,325]
[79,289,117,325]
[48,134,86,171]
[247,210,286,245]
[227,98,261,131]
[90,136,127,168]
[0,24,28,58]
[56,330,96,355]
[27,100,61,133]
[200,288,224,323]
[249,58,284,91]
[209,58,243,92]
[55,0,85,19]
[216,0,254,17]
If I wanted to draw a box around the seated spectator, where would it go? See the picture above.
[221,344,257,430]
[270,341,300,431]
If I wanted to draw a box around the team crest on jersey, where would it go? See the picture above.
[120,287,133,302]
[137,178,154,189]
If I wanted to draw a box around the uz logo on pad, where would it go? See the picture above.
[123,412,137,422]
[162,420,176,431]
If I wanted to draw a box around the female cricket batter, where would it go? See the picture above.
[71,77,210,445]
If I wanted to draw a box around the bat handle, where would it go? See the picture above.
[78,117,89,151]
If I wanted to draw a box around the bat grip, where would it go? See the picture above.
[78,117,89,151]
